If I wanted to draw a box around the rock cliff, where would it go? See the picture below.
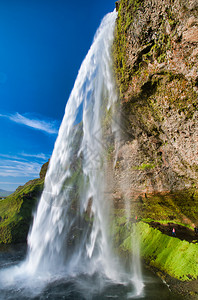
[111,0,198,297]
[0,2,197,296]
[112,0,198,227]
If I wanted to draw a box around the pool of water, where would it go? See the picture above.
[0,244,181,300]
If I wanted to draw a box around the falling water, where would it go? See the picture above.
[23,10,119,280]
[0,10,145,299]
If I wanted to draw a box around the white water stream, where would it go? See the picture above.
[0,10,144,299]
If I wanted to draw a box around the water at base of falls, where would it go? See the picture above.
[0,244,182,300]
[0,9,147,299]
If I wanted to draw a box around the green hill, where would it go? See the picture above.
[0,161,49,243]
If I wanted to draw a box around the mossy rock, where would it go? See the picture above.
[39,160,49,179]
[0,177,44,244]
[113,217,198,281]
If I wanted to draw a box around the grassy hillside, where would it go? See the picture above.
[112,213,198,298]
[0,178,44,243]
[114,219,198,281]
[0,161,49,244]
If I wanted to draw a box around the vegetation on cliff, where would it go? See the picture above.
[0,161,49,244]
[112,0,198,225]
[0,3,197,300]
[111,0,198,296]
[114,219,198,281]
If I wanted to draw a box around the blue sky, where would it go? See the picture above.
[0,0,116,191]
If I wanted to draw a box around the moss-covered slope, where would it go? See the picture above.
[0,161,49,244]
[112,214,198,297]
[118,221,198,281]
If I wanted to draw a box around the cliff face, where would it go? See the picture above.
[112,0,198,226]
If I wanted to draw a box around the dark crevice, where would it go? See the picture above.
[133,41,155,72]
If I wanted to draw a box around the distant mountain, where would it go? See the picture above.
[0,189,14,197]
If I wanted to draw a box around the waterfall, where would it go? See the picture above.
[0,9,144,298]
[23,10,118,279]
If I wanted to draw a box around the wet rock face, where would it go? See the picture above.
[111,0,198,224]
[114,0,198,98]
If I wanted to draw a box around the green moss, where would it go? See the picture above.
[39,160,49,179]
[133,163,156,171]
[138,188,198,224]
[0,178,44,243]
[113,0,182,100]
[139,222,198,281]
[114,220,198,281]
[113,0,142,98]
[112,0,198,285]
[106,144,115,160]
[112,188,198,228]
[166,7,178,30]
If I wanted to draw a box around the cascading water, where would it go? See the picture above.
[23,10,119,280]
[0,10,145,299]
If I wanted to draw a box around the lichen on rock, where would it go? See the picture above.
[111,0,198,295]
[112,0,198,222]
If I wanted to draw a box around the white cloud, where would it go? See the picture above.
[0,112,59,134]
[20,152,48,160]
[0,159,41,177]
[0,152,49,162]
[0,154,21,160]
[0,152,49,180]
